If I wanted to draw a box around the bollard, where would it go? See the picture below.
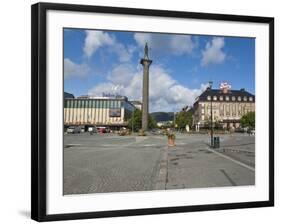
[213,137,220,148]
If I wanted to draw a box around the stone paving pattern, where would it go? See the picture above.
[63,133,255,195]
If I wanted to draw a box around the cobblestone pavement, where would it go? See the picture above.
[63,133,255,195]
[63,134,165,194]
[165,134,255,189]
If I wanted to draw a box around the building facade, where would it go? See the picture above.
[193,86,255,130]
[130,100,142,110]
[64,94,136,129]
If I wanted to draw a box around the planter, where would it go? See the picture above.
[168,137,175,147]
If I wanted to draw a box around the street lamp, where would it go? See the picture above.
[209,81,214,148]
[132,108,134,134]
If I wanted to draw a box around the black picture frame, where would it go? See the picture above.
[31,2,274,222]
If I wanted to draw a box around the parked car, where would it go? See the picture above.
[235,127,246,133]
[66,126,81,134]
[247,128,255,135]
[97,127,107,133]
[88,126,98,134]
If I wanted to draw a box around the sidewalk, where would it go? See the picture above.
[159,134,255,190]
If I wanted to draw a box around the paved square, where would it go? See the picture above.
[63,133,255,195]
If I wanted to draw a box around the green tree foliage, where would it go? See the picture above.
[128,109,142,131]
[175,111,193,129]
[240,111,255,128]
[148,115,157,129]
[128,109,158,131]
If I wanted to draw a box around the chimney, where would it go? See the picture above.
[222,88,228,94]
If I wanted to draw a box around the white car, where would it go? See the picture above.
[66,126,81,134]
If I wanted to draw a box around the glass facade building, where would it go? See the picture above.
[64,96,136,129]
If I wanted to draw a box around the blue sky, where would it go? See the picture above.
[64,28,255,112]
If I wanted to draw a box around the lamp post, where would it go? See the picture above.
[209,81,214,148]
[132,108,135,134]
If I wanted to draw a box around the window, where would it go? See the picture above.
[104,100,108,108]
[249,97,253,101]
[238,105,242,115]
[114,100,118,108]
[117,100,121,108]
[226,96,229,101]
[219,96,223,101]
[201,108,204,114]
[232,96,236,101]
[213,96,217,101]
[238,96,241,101]
[207,96,211,101]
[220,105,224,116]
[201,115,205,121]
[243,96,247,101]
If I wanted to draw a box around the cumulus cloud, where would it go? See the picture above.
[83,30,131,62]
[134,33,196,56]
[88,63,207,112]
[107,64,135,86]
[201,37,226,66]
[83,31,114,58]
[64,58,90,78]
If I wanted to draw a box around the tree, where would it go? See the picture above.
[148,115,157,129]
[175,111,193,130]
[128,109,142,131]
[240,111,255,128]
[128,109,158,131]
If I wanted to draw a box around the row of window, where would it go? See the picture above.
[207,95,253,102]
[201,110,250,121]
[64,99,122,109]
[64,99,136,112]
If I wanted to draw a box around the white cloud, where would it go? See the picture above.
[83,31,114,58]
[112,43,132,62]
[134,33,196,56]
[201,37,226,66]
[107,64,135,86]
[83,30,131,62]
[88,63,207,112]
[64,58,90,78]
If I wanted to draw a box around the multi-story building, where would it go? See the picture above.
[64,93,136,130]
[130,100,142,110]
[193,84,255,130]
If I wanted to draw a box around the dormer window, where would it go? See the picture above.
[238,96,241,101]
[243,96,247,101]
[225,96,229,101]
[213,96,217,101]
[219,96,223,101]
[249,97,253,101]
[232,96,236,101]
[207,96,211,101]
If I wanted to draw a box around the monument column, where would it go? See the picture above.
[140,43,152,131]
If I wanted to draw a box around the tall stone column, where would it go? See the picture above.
[140,43,152,131]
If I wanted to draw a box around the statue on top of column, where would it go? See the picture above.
[144,42,149,60]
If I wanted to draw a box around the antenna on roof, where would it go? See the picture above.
[208,81,213,89]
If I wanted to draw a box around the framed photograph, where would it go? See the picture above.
[31,2,274,222]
